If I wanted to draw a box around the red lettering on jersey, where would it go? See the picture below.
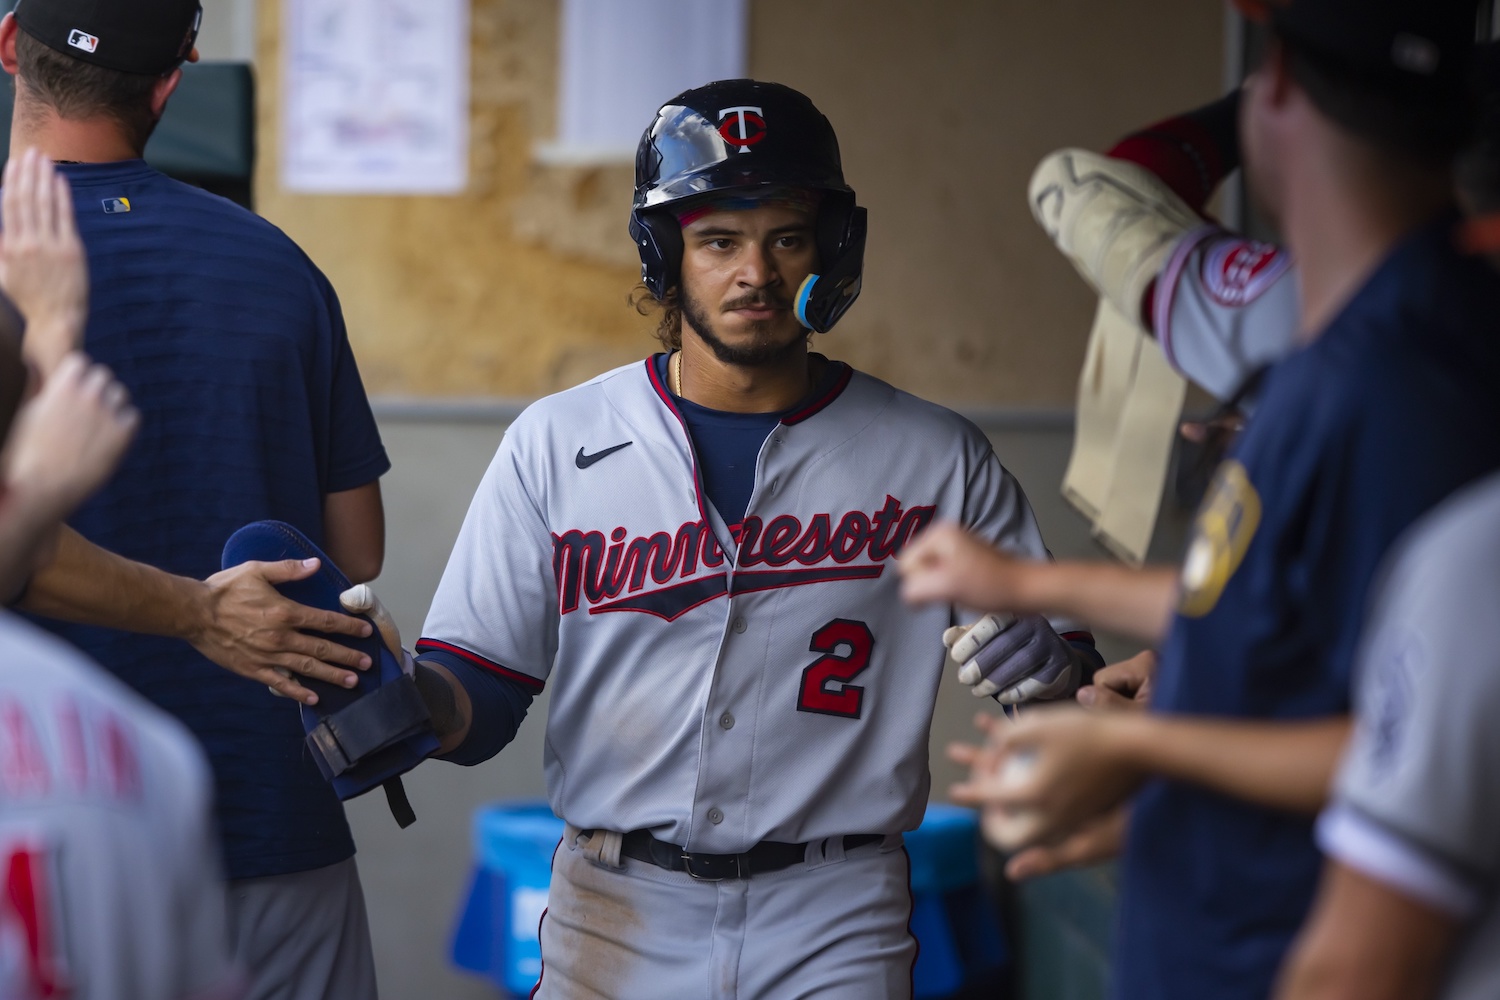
[1201,238,1290,307]
[53,700,88,794]
[0,702,51,799]
[552,497,936,619]
[100,716,141,802]
[2,838,69,997]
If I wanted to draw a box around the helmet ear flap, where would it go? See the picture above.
[629,210,684,300]
[796,201,867,333]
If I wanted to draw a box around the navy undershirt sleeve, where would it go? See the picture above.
[415,649,532,766]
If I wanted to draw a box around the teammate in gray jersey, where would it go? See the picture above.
[0,151,241,1000]
[1274,470,1500,1000]
[347,80,1099,999]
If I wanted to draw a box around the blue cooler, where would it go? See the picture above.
[450,801,565,997]
[908,803,1009,998]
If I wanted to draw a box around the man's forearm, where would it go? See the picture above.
[21,524,207,640]
[414,661,474,755]
[1275,863,1457,1000]
[1019,562,1179,646]
[1115,713,1351,814]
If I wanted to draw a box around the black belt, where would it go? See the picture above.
[620,830,883,881]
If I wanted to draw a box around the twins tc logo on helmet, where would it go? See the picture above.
[719,106,766,153]
[1202,239,1290,307]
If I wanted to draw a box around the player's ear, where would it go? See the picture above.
[150,68,184,119]
[0,14,21,76]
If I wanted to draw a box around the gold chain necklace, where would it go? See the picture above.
[670,350,683,396]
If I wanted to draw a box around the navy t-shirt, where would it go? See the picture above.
[1114,212,1500,1000]
[30,162,390,879]
[651,352,843,526]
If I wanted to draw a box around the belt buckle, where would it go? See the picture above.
[681,851,742,881]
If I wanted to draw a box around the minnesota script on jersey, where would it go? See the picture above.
[420,360,1078,852]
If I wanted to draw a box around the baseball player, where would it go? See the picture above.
[0,3,391,997]
[901,2,1500,999]
[0,151,241,1000]
[341,80,1098,999]
[1275,474,1500,1000]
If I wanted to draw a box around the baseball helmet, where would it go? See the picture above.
[629,79,868,334]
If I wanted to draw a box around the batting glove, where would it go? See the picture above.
[339,584,416,679]
[944,612,1083,705]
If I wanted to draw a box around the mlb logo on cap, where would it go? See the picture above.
[102,198,130,214]
[67,29,98,54]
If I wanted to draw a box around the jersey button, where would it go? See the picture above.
[707,807,724,824]
[732,617,747,634]
[719,712,735,730]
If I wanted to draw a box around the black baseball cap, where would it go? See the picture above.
[1237,0,1479,156]
[13,0,202,76]
[1236,0,1477,94]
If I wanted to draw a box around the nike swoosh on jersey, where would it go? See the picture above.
[575,441,633,469]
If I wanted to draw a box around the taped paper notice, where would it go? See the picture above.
[281,0,470,194]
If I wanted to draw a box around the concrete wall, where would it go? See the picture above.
[251,0,1223,405]
[351,413,1191,999]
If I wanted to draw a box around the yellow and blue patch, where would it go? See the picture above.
[1178,459,1261,618]
[101,197,131,214]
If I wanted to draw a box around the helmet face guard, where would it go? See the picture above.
[629,80,866,334]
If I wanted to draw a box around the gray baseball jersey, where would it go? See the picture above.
[0,612,240,1000]
[421,359,1083,851]
[1318,470,1500,1000]
[1153,224,1301,401]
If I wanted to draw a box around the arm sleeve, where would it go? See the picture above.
[418,421,559,691]
[416,648,533,767]
[1107,90,1243,212]
[1319,493,1500,918]
[313,267,390,493]
[1152,227,1300,402]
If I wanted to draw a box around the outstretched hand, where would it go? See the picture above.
[1076,650,1156,710]
[188,558,375,705]
[1003,805,1128,881]
[947,707,1144,852]
[4,352,138,519]
[899,522,1038,612]
[0,149,87,376]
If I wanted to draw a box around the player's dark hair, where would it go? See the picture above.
[1278,34,1472,167]
[14,29,163,153]
[630,283,682,351]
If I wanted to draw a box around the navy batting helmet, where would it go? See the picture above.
[629,79,868,334]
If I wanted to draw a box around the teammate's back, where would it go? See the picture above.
[0,611,241,1000]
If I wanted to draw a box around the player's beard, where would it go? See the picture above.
[680,285,807,368]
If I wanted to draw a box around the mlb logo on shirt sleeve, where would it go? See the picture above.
[67,29,99,54]
[101,198,130,215]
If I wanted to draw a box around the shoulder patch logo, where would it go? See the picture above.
[1179,459,1262,618]
[101,198,130,215]
[1201,238,1290,307]
[67,29,99,54]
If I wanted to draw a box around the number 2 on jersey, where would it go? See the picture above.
[797,619,874,719]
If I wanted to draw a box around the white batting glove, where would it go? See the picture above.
[943,612,1083,705]
[339,584,416,679]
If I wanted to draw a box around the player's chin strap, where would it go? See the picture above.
[794,207,868,333]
